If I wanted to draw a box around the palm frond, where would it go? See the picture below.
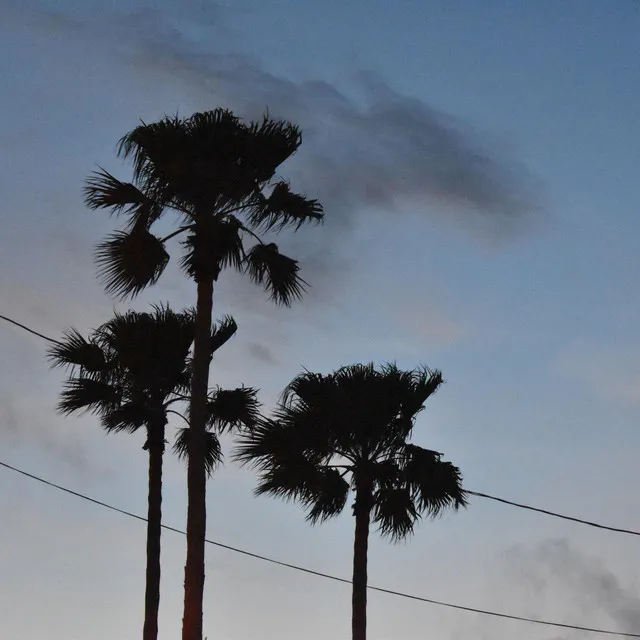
[233,417,289,469]
[173,428,223,476]
[254,459,348,523]
[372,486,419,541]
[280,369,334,407]
[233,414,334,475]
[58,378,120,416]
[119,110,261,207]
[245,115,302,182]
[386,364,444,419]
[101,402,151,434]
[247,182,324,232]
[117,114,188,186]
[206,386,261,432]
[94,305,195,397]
[210,315,238,356]
[180,217,244,282]
[95,229,169,299]
[304,468,350,523]
[244,243,306,305]
[370,459,403,491]
[47,328,107,373]
[402,444,467,516]
[84,168,163,230]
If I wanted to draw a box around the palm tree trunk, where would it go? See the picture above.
[182,277,214,640]
[352,481,373,640]
[143,419,166,640]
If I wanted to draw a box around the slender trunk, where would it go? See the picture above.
[352,481,373,640]
[143,418,166,640]
[182,277,214,640]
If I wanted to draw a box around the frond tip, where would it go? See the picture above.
[248,182,324,232]
[173,428,223,476]
[47,329,107,372]
[244,243,306,305]
[58,378,120,416]
[207,386,261,432]
[95,229,169,299]
[210,315,238,357]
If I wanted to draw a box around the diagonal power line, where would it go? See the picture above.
[0,459,639,638]
[2,313,640,539]
[465,490,640,536]
[0,314,60,344]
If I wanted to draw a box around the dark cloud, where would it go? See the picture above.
[247,342,278,366]
[504,539,640,634]
[130,25,536,225]
[27,3,538,227]
[6,3,540,317]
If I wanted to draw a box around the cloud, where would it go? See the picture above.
[24,3,538,228]
[135,23,537,223]
[247,342,278,366]
[503,539,640,634]
[0,3,540,335]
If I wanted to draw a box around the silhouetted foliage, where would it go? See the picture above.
[86,108,322,640]
[86,109,323,302]
[49,306,258,640]
[235,363,467,640]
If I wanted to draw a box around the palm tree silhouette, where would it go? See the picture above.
[84,109,323,640]
[48,306,260,640]
[235,363,467,640]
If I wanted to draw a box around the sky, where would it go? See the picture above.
[1,0,640,638]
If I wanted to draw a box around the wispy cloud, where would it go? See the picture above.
[21,2,538,228]
[131,16,538,225]
[247,342,278,366]
[503,539,640,634]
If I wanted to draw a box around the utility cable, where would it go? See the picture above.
[3,312,640,540]
[0,459,639,638]
[0,314,59,344]
[465,490,640,537]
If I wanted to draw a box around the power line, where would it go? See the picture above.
[0,459,638,639]
[3,313,640,539]
[0,314,59,344]
[3,312,640,541]
[465,490,640,537]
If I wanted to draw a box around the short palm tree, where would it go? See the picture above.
[235,363,467,640]
[48,306,259,640]
[85,109,322,640]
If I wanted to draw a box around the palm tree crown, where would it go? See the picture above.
[85,109,323,301]
[85,108,323,640]
[48,305,260,640]
[236,363,466,534]
[235,362,466,640]
[48,306,260,457]
[49,305,196,437]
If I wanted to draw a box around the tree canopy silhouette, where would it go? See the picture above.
[49,305,260,640]
[235,362,467,640]
[84,108,323,640]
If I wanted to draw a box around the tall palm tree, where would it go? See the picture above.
[235,363,467,640]
[84,109,322,640]
[48,306,259,640]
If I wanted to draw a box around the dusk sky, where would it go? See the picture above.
[1,1,640,638]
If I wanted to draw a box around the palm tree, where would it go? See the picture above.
[84,109,322,640]
[48,306,259,640]
[235,363,467,640]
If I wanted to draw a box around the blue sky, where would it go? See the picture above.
[1,1,640,638]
